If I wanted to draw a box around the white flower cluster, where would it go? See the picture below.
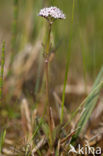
[38,6,66,20]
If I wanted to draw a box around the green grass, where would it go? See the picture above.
[10,0,18,66]
[60,0,75,124]
[0,0,103,155]
[0,41,5,105]
[0,130,6,154]
[73,66,103,140]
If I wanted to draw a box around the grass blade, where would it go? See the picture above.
[73,66,103,139]
[92,66,103,89]
[60,0,75,124]
[9,0,18,73]
[0,41,5,105]
[0,129,6,154]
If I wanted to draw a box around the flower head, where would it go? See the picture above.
[38,6,66,21]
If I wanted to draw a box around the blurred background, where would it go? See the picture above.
[0,0,103,150]
[1,0,103,78]
[0,0,103,102]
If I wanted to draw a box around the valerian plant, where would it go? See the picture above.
[38,6,66,150]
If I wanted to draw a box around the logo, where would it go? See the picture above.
[68,144,101,155]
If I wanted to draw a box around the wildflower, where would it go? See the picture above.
[38,6,66,22]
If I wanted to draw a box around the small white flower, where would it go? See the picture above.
[38,6,66,20]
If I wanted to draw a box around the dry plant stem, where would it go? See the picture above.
[45,58,49,106]
[45,60,53,150]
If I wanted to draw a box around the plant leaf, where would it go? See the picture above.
[0,129,6,154]
[73,66,103,139]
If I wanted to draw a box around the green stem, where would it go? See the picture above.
[45,59,49,107]
[0,41,5,106]
[44,22,53,149]
[46,23,52,55]
[8,0,18,76]
[44,23,52,109]
[60,0,75,124]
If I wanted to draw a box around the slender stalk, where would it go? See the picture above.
[12,0,18,51]
[60,0,75,124]
[45,58,53,147]
[46,22,52,56]
[44,22,52,109]
[45,59,49,105]
[0,41,5,106]
[34,53,43,95]
[44,23,52,109]
[44,22,53,149]
[8,0,18,75]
